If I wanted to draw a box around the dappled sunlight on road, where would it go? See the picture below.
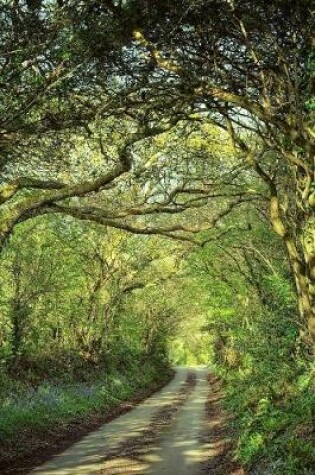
[30,369,189,475]
[146,368,209,475]
[29,367,229,475]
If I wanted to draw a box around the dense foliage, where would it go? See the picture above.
[189,213,315,474]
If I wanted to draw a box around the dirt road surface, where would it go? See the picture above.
[30,367,239,475]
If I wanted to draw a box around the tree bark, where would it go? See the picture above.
[269,191,315,346]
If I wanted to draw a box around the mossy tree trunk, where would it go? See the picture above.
[267,168,315,346]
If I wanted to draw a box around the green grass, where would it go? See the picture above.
[0,360,170,451]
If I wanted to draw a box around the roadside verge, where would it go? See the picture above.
[0,367,174,475]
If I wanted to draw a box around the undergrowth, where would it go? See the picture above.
[212,275,315,475]
[222,360,315,475]
[0,355,171,458]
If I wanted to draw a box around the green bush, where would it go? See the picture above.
[211,273,315,474]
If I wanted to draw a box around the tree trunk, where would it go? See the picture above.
[300,216,315,342]
[269,193,315,346]
[10,302,30,361]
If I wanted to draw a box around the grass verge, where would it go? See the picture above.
[0,361,174,475]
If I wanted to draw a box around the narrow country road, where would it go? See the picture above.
[145,367,209,475]
[30,367,211,475]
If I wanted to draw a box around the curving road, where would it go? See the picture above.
[30,367,210,475]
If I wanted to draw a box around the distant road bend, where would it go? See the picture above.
[30,367,215,475]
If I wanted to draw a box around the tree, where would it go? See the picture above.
[1,1,314,344]
[114,0,315,343]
